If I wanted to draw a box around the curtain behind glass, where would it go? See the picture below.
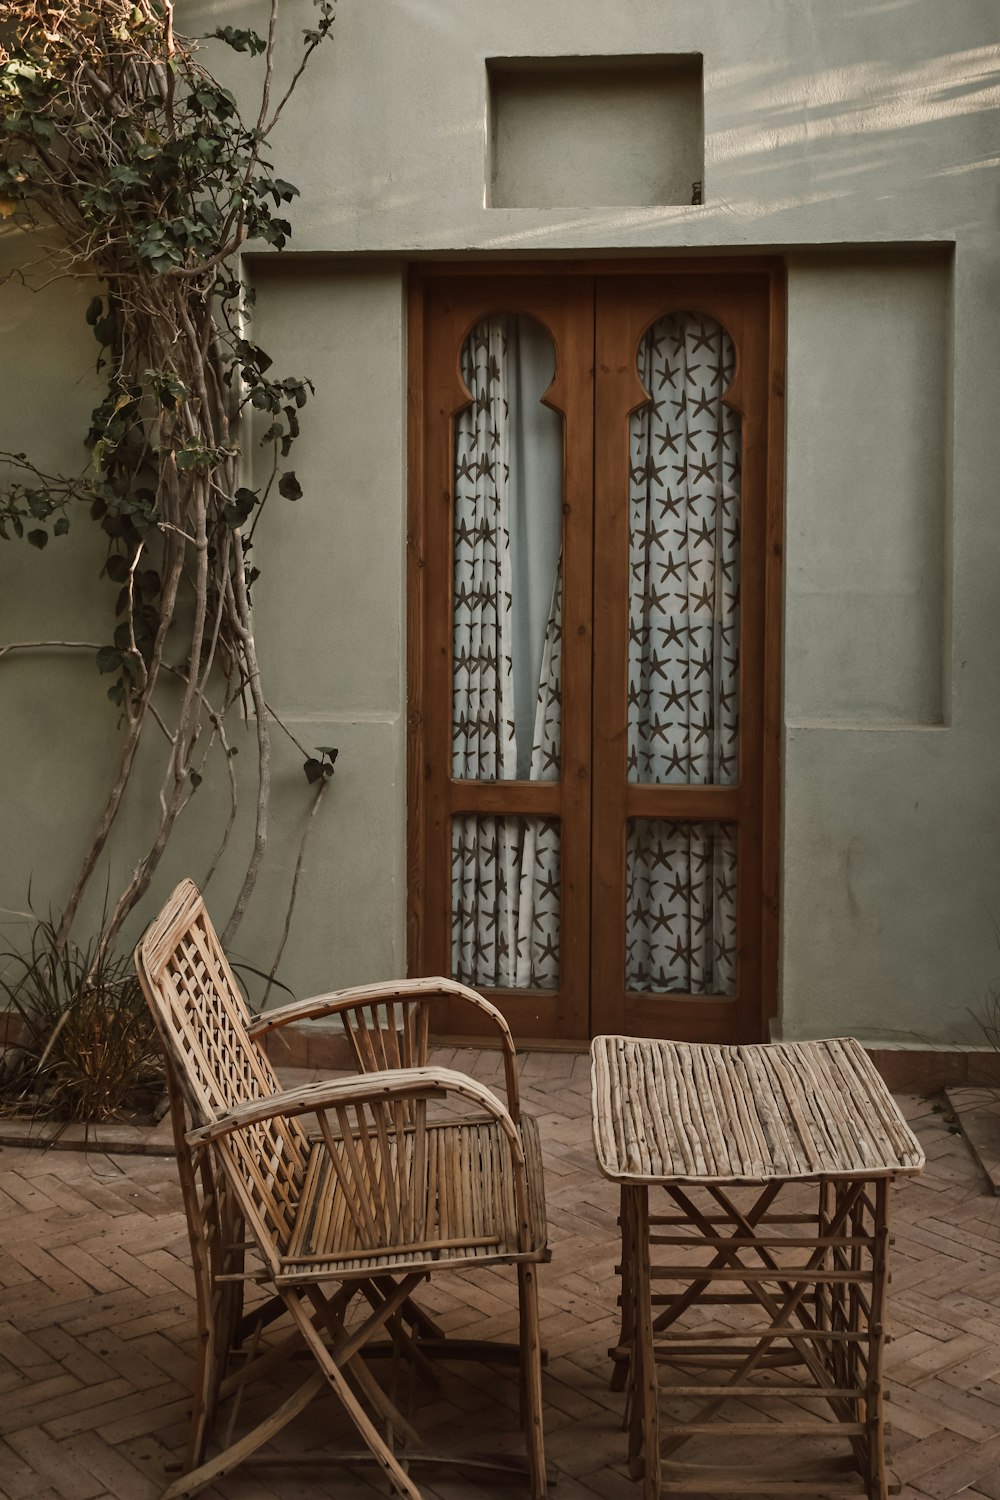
[625,312,740,995]
[451,315,562,989]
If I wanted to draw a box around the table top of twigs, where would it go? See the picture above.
[590,1035,926,1186]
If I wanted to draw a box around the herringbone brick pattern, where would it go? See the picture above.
[0,1052,998,1500]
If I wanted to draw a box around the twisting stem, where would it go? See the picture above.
[1,0,337,974]
[220,530,270,948]
[263,775,330,1007]
[55,536,187,951]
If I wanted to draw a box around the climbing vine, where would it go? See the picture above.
[0,0,336,962]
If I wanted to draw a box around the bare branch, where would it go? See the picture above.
[220,530,270,947]
[0,640,102,660]
[263,699,312,760]
[263,775,329,1007]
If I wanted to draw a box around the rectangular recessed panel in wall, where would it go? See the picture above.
[785,252,949,726]
[488,56,703,209]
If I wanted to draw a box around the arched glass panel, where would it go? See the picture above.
[627,312,741,787]
[451,314,562,783]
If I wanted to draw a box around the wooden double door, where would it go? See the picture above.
[408,263,784,1044]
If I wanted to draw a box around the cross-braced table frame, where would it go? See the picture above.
[617,1174,892,1497]
[591,1036,924,1500]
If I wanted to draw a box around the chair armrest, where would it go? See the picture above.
[248,977,522,1124]
[247,977,454,1035]
[186,1065,524,1163]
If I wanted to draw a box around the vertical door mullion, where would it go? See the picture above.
[554,282,597,1039]
[590,282,648,1037]
[730,289,769,1041]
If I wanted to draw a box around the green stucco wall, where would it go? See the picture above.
[2,0,999,1043]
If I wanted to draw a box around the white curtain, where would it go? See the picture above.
[625,313,741,996]
[450,316,562,990]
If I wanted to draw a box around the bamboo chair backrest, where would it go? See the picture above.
[339,998,430,1131]
[312,1000,440,1252]
[311,1085,436,1254]
[135,880,309,1258]
[341,997,430,1074]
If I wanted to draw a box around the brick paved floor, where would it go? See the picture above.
[0,1051,998,1500]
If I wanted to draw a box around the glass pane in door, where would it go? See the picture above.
[450,314,563,992]
[452,816,560,989]
[452,314,563,782]
[626,312,741,787]
[626,819,737,996]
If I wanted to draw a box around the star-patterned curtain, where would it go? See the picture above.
[625,312,741,996]
[450,315,562,990]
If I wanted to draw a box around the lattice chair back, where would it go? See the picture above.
[135,879,309,1268]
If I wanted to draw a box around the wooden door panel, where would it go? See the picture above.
[590,275,773,1042]
[409,262,784,1047]
[411,275,595,1041]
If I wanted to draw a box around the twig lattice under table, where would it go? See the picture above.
[591,1035,924,1498]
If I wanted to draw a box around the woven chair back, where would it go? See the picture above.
[135,880,309,1254]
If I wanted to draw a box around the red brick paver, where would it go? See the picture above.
[0,1056,998,1500]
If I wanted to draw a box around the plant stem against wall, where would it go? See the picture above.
[0,0,336,964]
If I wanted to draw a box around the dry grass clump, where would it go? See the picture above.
[0,915,161,1122]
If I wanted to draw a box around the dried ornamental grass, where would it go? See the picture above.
[0,914,162,1121]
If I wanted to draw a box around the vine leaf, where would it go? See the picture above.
[96,646,122,674]
[304,746,338,782]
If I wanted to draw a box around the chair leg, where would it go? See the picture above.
[517,1262,547,1500]
[167,1081,225,1471]
[283,1288,425,1500]
[161,1371,326,1500]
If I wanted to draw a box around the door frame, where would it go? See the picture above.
[406,258,786,1046]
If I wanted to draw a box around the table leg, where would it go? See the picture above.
[612,1184,632,1398]
[624,1184,660,1500]
[866,1178,891,1500]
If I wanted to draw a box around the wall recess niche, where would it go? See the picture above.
[487,55,704,210]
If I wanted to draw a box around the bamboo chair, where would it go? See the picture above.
[135,879,549,1500]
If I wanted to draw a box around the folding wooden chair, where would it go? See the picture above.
[135,879,548,1499]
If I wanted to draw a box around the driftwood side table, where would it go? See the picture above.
[590,1035,924,1499]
